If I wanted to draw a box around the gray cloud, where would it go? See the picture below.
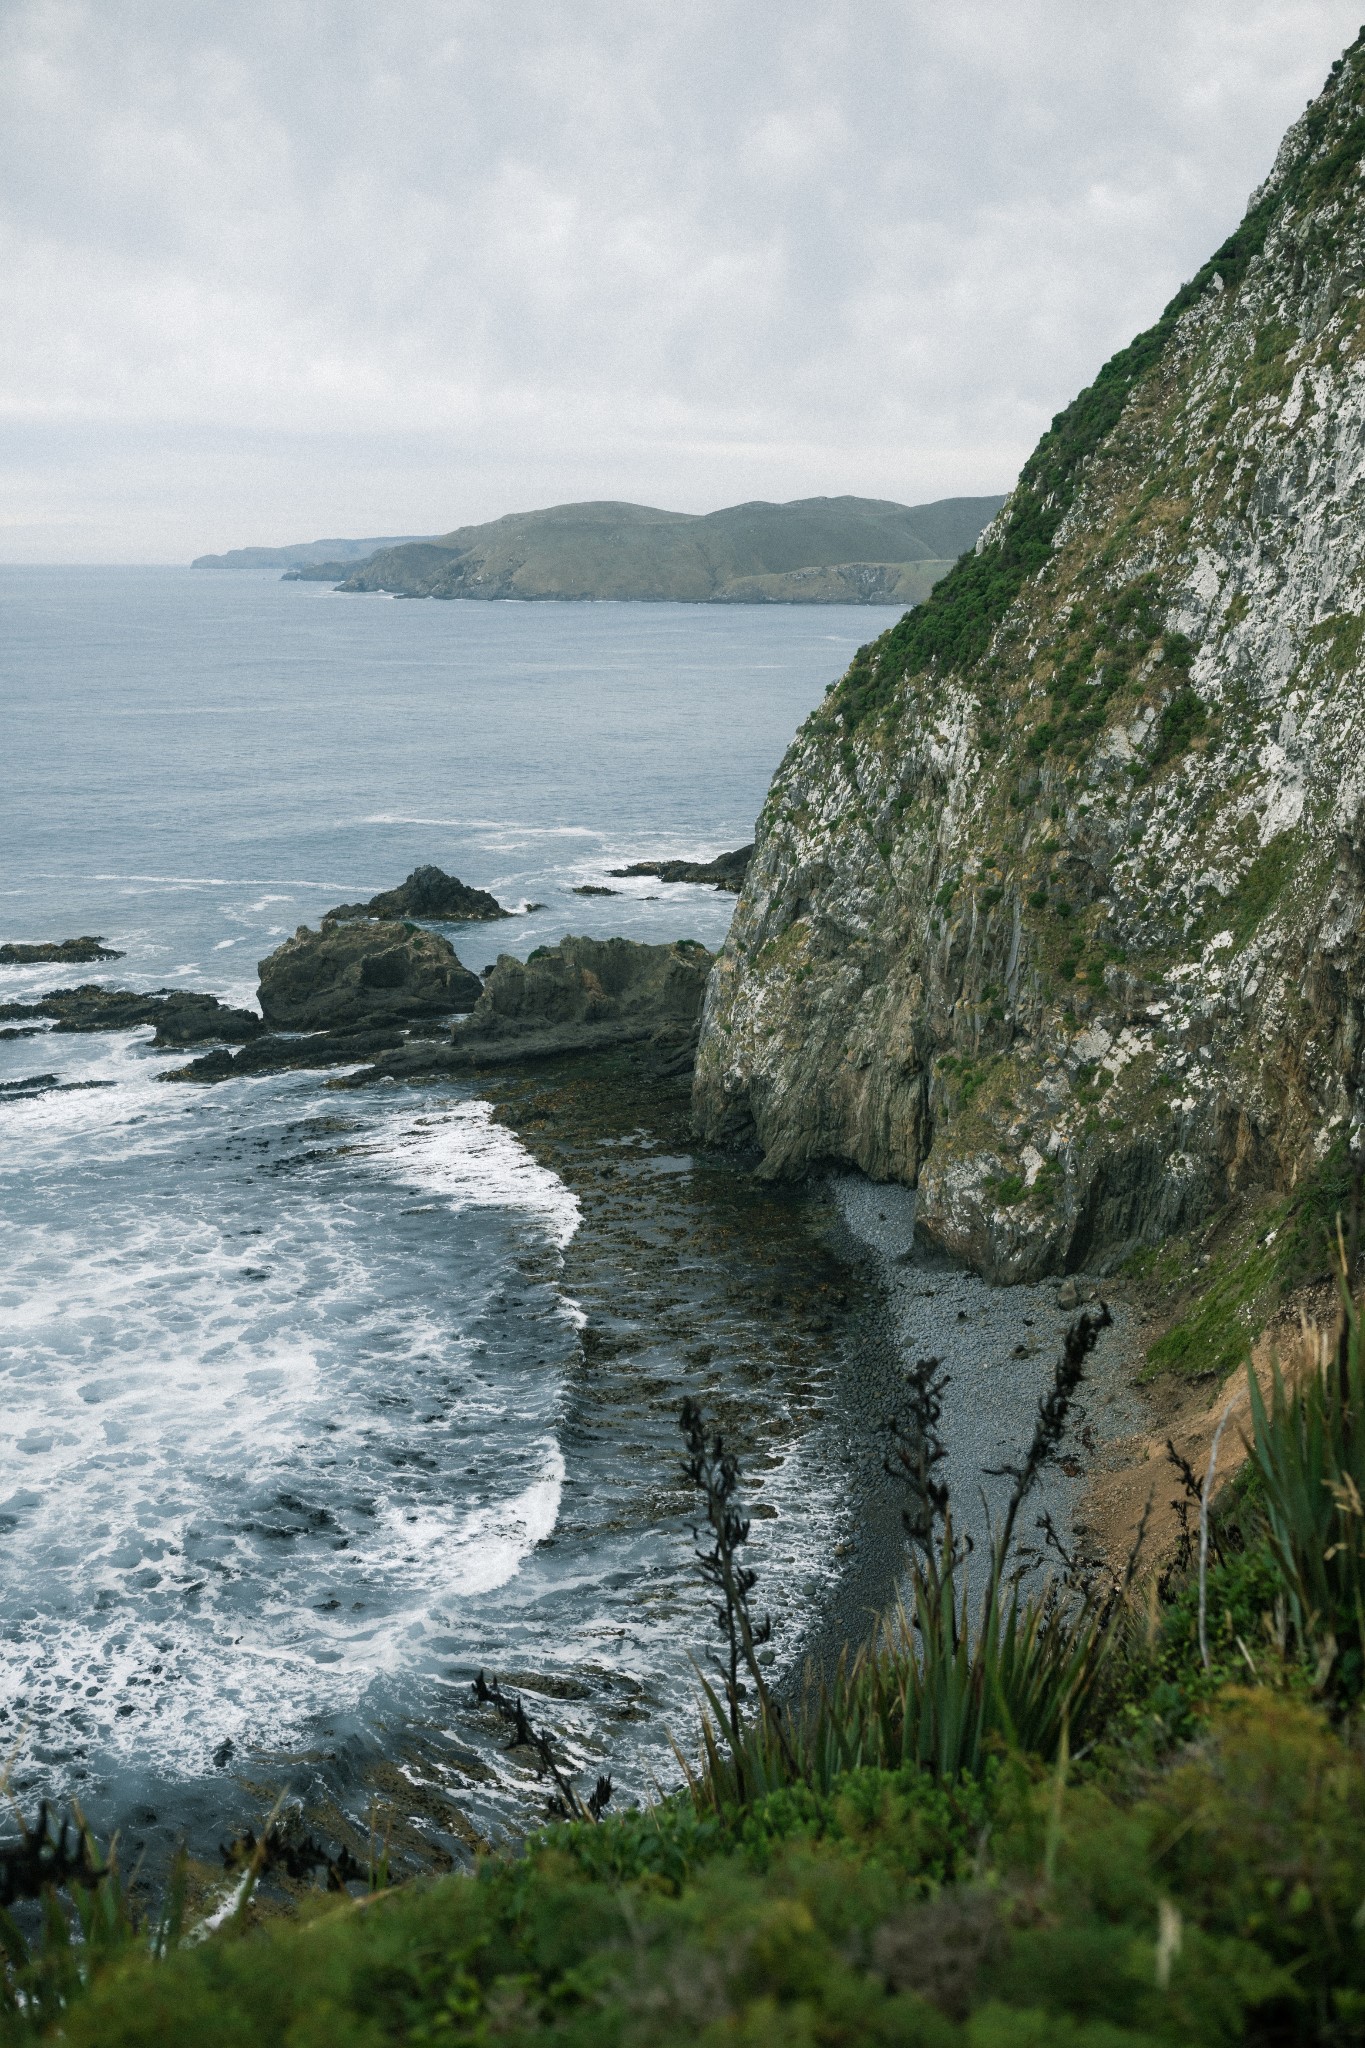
[0,0,1359,559]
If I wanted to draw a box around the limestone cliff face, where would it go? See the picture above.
[695,38,1365,1280]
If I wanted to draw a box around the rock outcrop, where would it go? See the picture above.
[695,35,1365,1281]
[451,935,713,1065]
[258,921,483,1030]
[337,935,715,1082]
[0,937,123,964]
[610,846,753,891]
[322,865,511,923]
[0,986,262,1046]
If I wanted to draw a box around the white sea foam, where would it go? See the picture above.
[362,1100,581,1249]
[357,815,598,840]
[0,1029,583,1801]
[383,1442,565,1602]
[89,872,361,890]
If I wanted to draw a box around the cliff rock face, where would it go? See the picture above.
[695,38,1365,1280]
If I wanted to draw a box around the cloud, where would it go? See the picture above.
[0,0,1358,559]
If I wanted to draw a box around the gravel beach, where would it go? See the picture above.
[825,1175,1148,1612]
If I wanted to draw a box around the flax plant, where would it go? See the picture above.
[0,1805,181,2025]
[682,1310,1126,1814]
[1248,1277,1365,1701]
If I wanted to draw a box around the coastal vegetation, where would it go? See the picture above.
[4,1265,1365,2043]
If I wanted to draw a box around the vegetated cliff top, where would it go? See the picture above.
[696,30,1365,1291]
[307,493,1006,605]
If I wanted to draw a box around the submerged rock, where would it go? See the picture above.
[695,39,1365,1280]
[609,845,753,891]
[323,865,511,923]
[162,1023,418,1083]
[0,985,263,1046]
[0,937,123,964]
[257,921,483,1030]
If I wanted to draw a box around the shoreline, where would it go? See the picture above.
[830,1176,1147,1591]
[482,1045,1157,1760]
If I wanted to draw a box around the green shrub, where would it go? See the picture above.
[1145,688,1208,774]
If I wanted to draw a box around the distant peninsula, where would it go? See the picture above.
[190,535,439,571]
[192,495,1006,605]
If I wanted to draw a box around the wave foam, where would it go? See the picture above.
[363,1100,580,1249]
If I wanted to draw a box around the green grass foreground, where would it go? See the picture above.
[4,1296,1364,2045]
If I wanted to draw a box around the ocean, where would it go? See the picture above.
[0,568,906,1866]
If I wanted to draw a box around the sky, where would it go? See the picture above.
[0,0,1361,564]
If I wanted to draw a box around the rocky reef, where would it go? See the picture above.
[609,846,753,891]
[162,1023,428,1084]
[0,986,262,1046]
[458,936,712,1060]
[695,38,1365,1281]
[0,937,123,964]
[257,920,483,1031]
[322,865,510,924]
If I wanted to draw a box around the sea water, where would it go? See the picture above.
[0,569,903,1859]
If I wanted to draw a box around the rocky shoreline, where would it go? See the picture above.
[0,857,1200,1856]
[467,1042,916,1707]
[607,845,752,891]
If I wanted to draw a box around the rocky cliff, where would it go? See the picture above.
[695,36,1365,1281]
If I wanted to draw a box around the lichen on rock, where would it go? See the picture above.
[695,34,1365,1281]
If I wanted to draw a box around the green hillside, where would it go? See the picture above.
[301,494,1005,603]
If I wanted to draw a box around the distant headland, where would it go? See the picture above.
[189,493,1006,605]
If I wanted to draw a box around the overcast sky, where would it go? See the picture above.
[0,0,1360,563]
